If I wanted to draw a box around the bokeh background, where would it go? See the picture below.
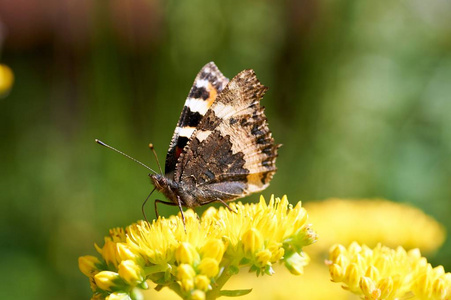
[1,0,450,299]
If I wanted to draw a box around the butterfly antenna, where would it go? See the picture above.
[95,139,158,174]
[149,143,163,175]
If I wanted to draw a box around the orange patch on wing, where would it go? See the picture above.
[246,173,265,188]
[206,83,218,108]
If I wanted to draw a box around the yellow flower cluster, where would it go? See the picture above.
[305,198,445,255]
[0,64,14,96]
[327,242,451,300]
[79,195,317,300]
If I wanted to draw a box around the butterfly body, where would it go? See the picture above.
[151,62,279,215]
[150,173,245,209]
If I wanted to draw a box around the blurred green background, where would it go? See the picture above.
[1,0,450,298]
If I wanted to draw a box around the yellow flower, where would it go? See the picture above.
[79,255,103,277]
[305,198,446,255]
[191,289,206,300]
[0,64,13,96]
[95,271,123,292]
[79,195,317,299]
[284,252,310,276]
[177,264,196,281]
[198,258,219,278]
[242,228,264,256]
[327,242,451,300]
[116,243,141,262]
[199,239,225,262]
[223,262,349,300]
[106,292,132,300]
[176,242,200,265]
[117,260,145,286]
[255,249,272,267]
[194,275,210,291]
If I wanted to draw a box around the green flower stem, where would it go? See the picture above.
[205,265,234,300]
[143,264,171,275]
[167,282,185,299]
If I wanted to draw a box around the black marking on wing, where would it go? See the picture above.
[189,86,209,100]
[176,136,189,149]
[178,106,203,128]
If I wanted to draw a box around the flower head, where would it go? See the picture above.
[327,242,451,300]
[0,64,13,97]
[305,198,446,255]
[79,195,317,299]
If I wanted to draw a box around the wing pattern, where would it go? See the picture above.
[174,69,279,202]
[165,62,229,177]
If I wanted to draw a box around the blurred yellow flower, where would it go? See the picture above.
[0,64,14,96]
[218,262,350,300]
[79,195,317,300]
[305,198,445,255]
[327,242,451,300]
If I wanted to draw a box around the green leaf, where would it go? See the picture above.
[220,289,253,297]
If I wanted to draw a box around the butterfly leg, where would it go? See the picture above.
[176,195,186,232]
[142,187,157,223]
[154,199,178,219]
[216,198,238,213]
[154,198,187,232]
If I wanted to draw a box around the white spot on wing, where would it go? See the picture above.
[176,126,196,138]
[196,79,209,89]
[196,130,212,142]
[186,98,209,114]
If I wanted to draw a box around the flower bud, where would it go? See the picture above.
[118,260,145,286]
[102,240,120,268]
[335,254,349,269]
[95,271,122,292]
[360,276,380,299]
[431,277,447,299]
[242,228,263,255]
[255,249,272,267]
[201,239,225,261]
[79,255,102,277]
[329,244,347,261]
[191,289,206,300]
[198,258,219,278]
[177,264,196,281]
[345,263,361,290]
[116,243,139,262]
[329,264,344,282]
[194,275,210,291]
[365,265,379,281]
[176,242,200,265]
[181,279,194,292]
[378,277,394,299]
[106,292,132,300]
[284,252,309,276]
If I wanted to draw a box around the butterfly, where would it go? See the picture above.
[97,62,279,225]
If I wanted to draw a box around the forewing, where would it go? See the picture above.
[165,62,229,178]
[174,69,279,201]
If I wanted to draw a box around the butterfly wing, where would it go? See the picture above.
[165,62,229,178]
[174,69,279,204]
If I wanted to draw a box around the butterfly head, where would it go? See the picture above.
[149,173,180,200]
